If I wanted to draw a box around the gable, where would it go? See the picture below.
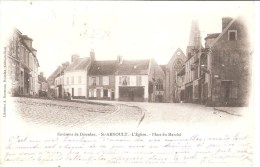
[166,48,186,69]
[210,16,249,50]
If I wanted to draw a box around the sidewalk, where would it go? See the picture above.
[213,107,249,116]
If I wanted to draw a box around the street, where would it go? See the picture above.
[2,97,253,133]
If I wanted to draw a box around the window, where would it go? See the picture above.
[103,76,109,85]
[156,79,163,91]
[78,76,81,84]
[136,76,142,86]
[120,76,129,86]
[78,88,82,96]
[103,89,108,97]
[228,30,237,41]
[92,77,96,86]
[71,76,74,84]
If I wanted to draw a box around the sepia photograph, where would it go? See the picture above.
[0,1,259,167]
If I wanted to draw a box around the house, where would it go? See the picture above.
[202,16,252,106]
[54,62,69,98]
[5,28,39,96]
[88,60,118,100]
[115,57,165,102]
[63,53,92,98]
[184,20,203,103]
[164,48,186,103]
[47,62,69,98]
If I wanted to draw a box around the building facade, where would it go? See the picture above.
[63,54,92,98]
[88,60,118,100]
[115,58,150,102]
[202,16,252,106]
[5,28,39,96]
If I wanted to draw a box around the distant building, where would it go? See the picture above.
[88,60,118,100]
[115,57,165,102]
[63,53,92,98]
[202,16,252,106]
[5,28,39,96]
[185,20,203,103]
[164,48,186,102]
[38,72,48,97]
[47,62,69,98]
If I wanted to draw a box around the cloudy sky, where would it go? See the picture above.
[0,1,256,77]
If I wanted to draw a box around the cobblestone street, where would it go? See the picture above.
[3,97,253,133]
[6,97,143,130]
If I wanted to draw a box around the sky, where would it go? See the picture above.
[0,1,256,78]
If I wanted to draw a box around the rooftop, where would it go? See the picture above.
[89,60,118,75]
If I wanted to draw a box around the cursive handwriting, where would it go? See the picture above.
[3,133,253,165]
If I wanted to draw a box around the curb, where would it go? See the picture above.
[214,107,242,116]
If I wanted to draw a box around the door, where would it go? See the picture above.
[58,85,62,98]
[72,88,74,97]
[221,81,232,105]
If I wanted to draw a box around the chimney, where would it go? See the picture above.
[90,49,95,63]
[71,54,80,63]
[32,48,37,56]
[222,17,233,31]
[117,55,123,64]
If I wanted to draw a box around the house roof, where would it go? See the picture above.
[89,60,118,75]
[65,57,90,71]
[209,17,237,48]
[117,59,150,75]
[204,33,221,40]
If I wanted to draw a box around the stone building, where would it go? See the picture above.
[164,48,186,102]
[202,16,252,106]
[5,28,39,96]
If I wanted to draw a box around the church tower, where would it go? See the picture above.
[186,20,202,59]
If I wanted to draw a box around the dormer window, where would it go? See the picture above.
[228,30,237,41]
